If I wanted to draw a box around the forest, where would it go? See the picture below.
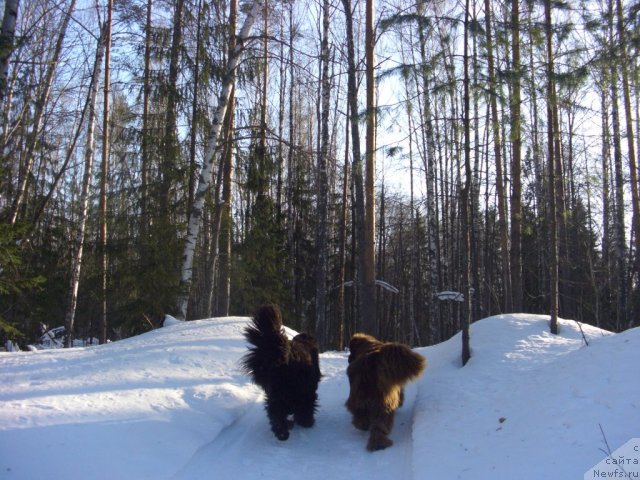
[0,0,638,351]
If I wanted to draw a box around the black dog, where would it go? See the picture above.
[242,304,321,441]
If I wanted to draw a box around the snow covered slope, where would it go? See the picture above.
[0,314,637,479]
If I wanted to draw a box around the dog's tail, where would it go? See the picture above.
[241,304,289,385]
[377,343,426,386]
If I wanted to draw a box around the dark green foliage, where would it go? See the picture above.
[0,222,62,344]
[231,193,290,319]
[0,223,46,342]
[231,143,292,321]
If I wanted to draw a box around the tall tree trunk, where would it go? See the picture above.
[611,82,627,331]
[544,0,559,335]
[470,0,482,324]
[161,0,185,217]
[141,0,152,226]
[615,0,640,307]
[461,0,472,366]
[216,94,234,317]
[0,0,20,106]
[416,0,440,344]
[341,0,367,334]
[335,113,350,350]
[216,0,238,317]
[362,0,377,336]
[206,126,229,317]
[175,0,264,320]
[286,0,298,319]
[509,0,523,312]
[526,5,545,312]
[65,25,106,348]
[100,0,113,344]
[483,0,512,312]
[406,99,417,345]
[275,10,286,217]
[9,0,77,225]
[315,0,330,348]
[600,79,612,274]
[607,0,627,331]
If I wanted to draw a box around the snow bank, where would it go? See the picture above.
[0,314,637,480]
[413,315,637,479]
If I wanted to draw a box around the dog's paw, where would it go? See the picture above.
[274,429,290,441]
[367,434,393,451]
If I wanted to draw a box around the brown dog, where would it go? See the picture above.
[345,333,426,451]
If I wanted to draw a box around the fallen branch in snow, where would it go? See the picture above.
[598,423,612,458]
[598,423,631,478]
[574,320,590,346]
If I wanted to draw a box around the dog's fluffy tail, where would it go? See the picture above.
[241,304,289,386]
[377,343,426,386]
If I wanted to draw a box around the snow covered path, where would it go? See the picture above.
[172,351,419,480]
[1,314,638,479]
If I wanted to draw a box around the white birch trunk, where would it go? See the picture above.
[0,0,20,103]
[174,0,264,320]
[64,28,106,347]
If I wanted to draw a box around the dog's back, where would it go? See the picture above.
[288,333,322,392]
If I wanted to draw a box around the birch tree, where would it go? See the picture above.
[174,0,264,321]
[0,0,20,105]
[65,24,106,347]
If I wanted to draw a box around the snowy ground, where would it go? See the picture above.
[1,314,638,479]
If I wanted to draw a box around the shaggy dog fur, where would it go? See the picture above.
[242,304,321,441]
[346,333,426,451]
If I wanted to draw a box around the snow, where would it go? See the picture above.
[1,314,638,479]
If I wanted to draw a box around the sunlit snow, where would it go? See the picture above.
[1,314,638,479]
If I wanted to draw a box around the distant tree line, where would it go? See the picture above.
[0,0,638,351]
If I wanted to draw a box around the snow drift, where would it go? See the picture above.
[0,314,637,479]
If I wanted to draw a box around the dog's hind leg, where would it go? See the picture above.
[293,393,317,428]
[266,398,291,441]
[366,411,394,451]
